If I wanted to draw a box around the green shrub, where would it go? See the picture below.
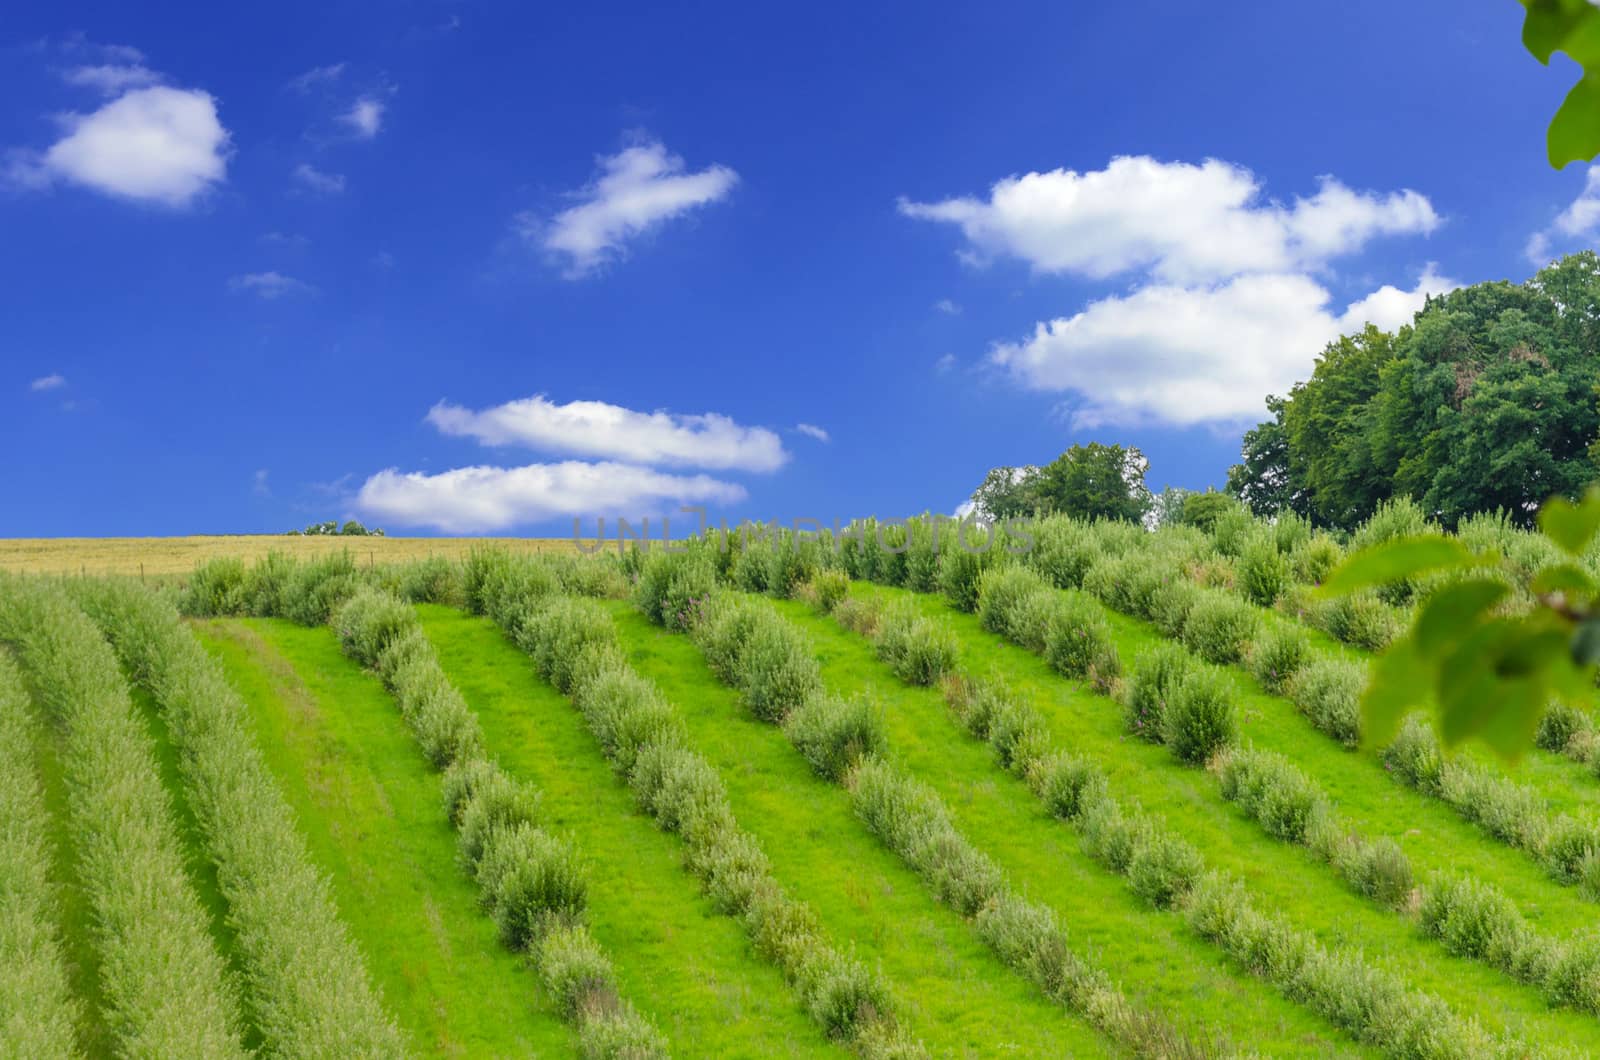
[1319,590,1402,651]
[938,546,994,613]
[1288,657,1364,748]
[1418,875,1528,965]
[334,588,416,665]
[690,595,760,682]
[784,693,887,781]
[1082,553,1171,619]
[1272,512,1312,553]
[1121,642,1193,743]
[688,828,772,916]
[573,666,685,776]
[1127,831,1204,908]
[809,570,850,613]
[1027,752,1108,821]
[397,555,461,604]
[1383,717,1444,794]
[739,611,822,722]
[282,552,362,626]
[1329,836,1414,910]
[630,743,734,844]
[1079,795,1152,874]
[1439,764,1550,854]
[1245,625,1309,694]
[1237,538,1290,606]
[1043,593,1117,680]
[976,565,1049,637]
[537,923,615,1019]
[1543,818,1600,884]
[476,821,587,950]
[240,551,295,616]
[875,605,960,685]
[940,673,1009,740]
[458,765,542,868]
[1003,588,1059,653]
[1548,938,1600,1014]
[832,596,882,638]
[1029,518,1096,589]
[1146,578,1201,639]
[441,756,498,826]
[1163,668,1237,764]
[1180,592,1258,665]
[1289,534,1343,585]
[1538,703,1593,754]
[730,539,773,593]
[797,949,892,1041]
[518,597,619,696]
[975,893,1106,1011]
[1217,747,1327,843]
[1208,507,1257,557]
[985,698,1051,780]
[178,557,248,616]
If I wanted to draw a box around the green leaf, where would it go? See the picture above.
[1522,0,1600,166]
[1550,73,1600,168]
[1538,486,1600,555]
[1318,535,1475,597]
[1413,579,1509,658]
[1531,562,1597,597]
[1361,638,1431,750]
[1523,0,1600,64]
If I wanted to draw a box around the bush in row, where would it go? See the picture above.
[1041,593,1119,687]
[784,693,887,781]
[1121,643,1193,744]
[938,547,994,613]
[0,578,245,1057]
[1216,747,1328,844]
[1246,625,1310,695]
[689,595,820,722]
[976,565,1050,638]
[1028,517,1098,590]
[1180,591,1258,665]
[874,603,960,685]
[75,580,407,1055]
[476,820,588,950]
[1286,657,1364,748]
[1164,668,1237,765]
[1237,538,1290,607]
[1184,872,1499,1057]
[0,652,80,1057]
[808,570,851,614]
[516,596,618,696]
[832,595,883,638]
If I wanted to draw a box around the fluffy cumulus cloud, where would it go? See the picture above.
[426,395,789,472]
[526,140,738,277]
[1527,166,1600,264]
[906,155,1447,426]
[15,86,228,206]
[991,267,1454,428]
[900,156,1438,284]
[357,461,747,533]
[228,272,314,299]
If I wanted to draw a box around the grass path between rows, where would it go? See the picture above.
[602,602,1116,1058]
[415,604,841,1059]
[692,594,1363,1056]
[193,617,573,1058]
[831,587,1600,1051]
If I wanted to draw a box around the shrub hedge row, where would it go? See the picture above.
[973,566,1122,694]
[0,576,245,1058]
[74,579,406,1057]
[332,585,665,1057]
[482,577,922,1058]
[0,650,80,1058]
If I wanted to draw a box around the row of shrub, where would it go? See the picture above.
[332,585,666,1057]
[1386,718,1600,897]
[937,673,1504,1055]
[0,650,80,1058]
[1119,644,1238,765]
[73,579,406,1056]
[0,576,245,1057]
[483,585,924,1057]
[628,559,1202,1057]
[973,565,1122,693]
[1538,703,1600,782]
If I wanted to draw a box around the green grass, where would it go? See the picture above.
[603,601,1117,1058]
[826,586,1600,1050]
[193,618,572,1058]
[706,597,1359,1056]
[415,604,845,1058]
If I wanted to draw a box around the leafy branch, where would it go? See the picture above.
[1522,0,1600,167]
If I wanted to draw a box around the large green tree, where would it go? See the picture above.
[966,442,1151,522]
[1227,254,1600,530]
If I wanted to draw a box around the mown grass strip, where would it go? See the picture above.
[333,587,667,1056]
[194,618,576,1057]
[418,604,855,1058]
[0,650,80,1058]
[607,601,1121,1058]
[0,576,244,1058]
[73,579,406,1058]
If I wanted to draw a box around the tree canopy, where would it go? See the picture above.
[1227,253,1600,531]
[967,442,1151,522]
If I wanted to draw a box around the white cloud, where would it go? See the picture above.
[17,86,228,206]
[62,64,162,94]
[229,272,314,299]
[253,469,271,497]
[989,267,1455,428]
[29,373,66,392]
[528,140,738,277]
[426,395,788,472]
[356,461,747,533]
[934,298,961,315]
[339,97,384,138]
[1527,166,1600,264]
[900,156,1438,284]
[292,162,345,194]
[287,63,346,93]
[935,353,958,374]
[795,423,830,443]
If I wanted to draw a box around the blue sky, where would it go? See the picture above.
[2,0,1594,536]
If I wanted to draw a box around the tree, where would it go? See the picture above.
[966,466,1044,521]
[1178,489,1240,531]
[1225,397,1297,517]
[963,443,1152,523]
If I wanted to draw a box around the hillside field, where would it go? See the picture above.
[5,507,1600,1058]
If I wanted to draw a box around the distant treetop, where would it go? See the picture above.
[287,519,386,537]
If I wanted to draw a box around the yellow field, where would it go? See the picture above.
[0,536,578,577]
